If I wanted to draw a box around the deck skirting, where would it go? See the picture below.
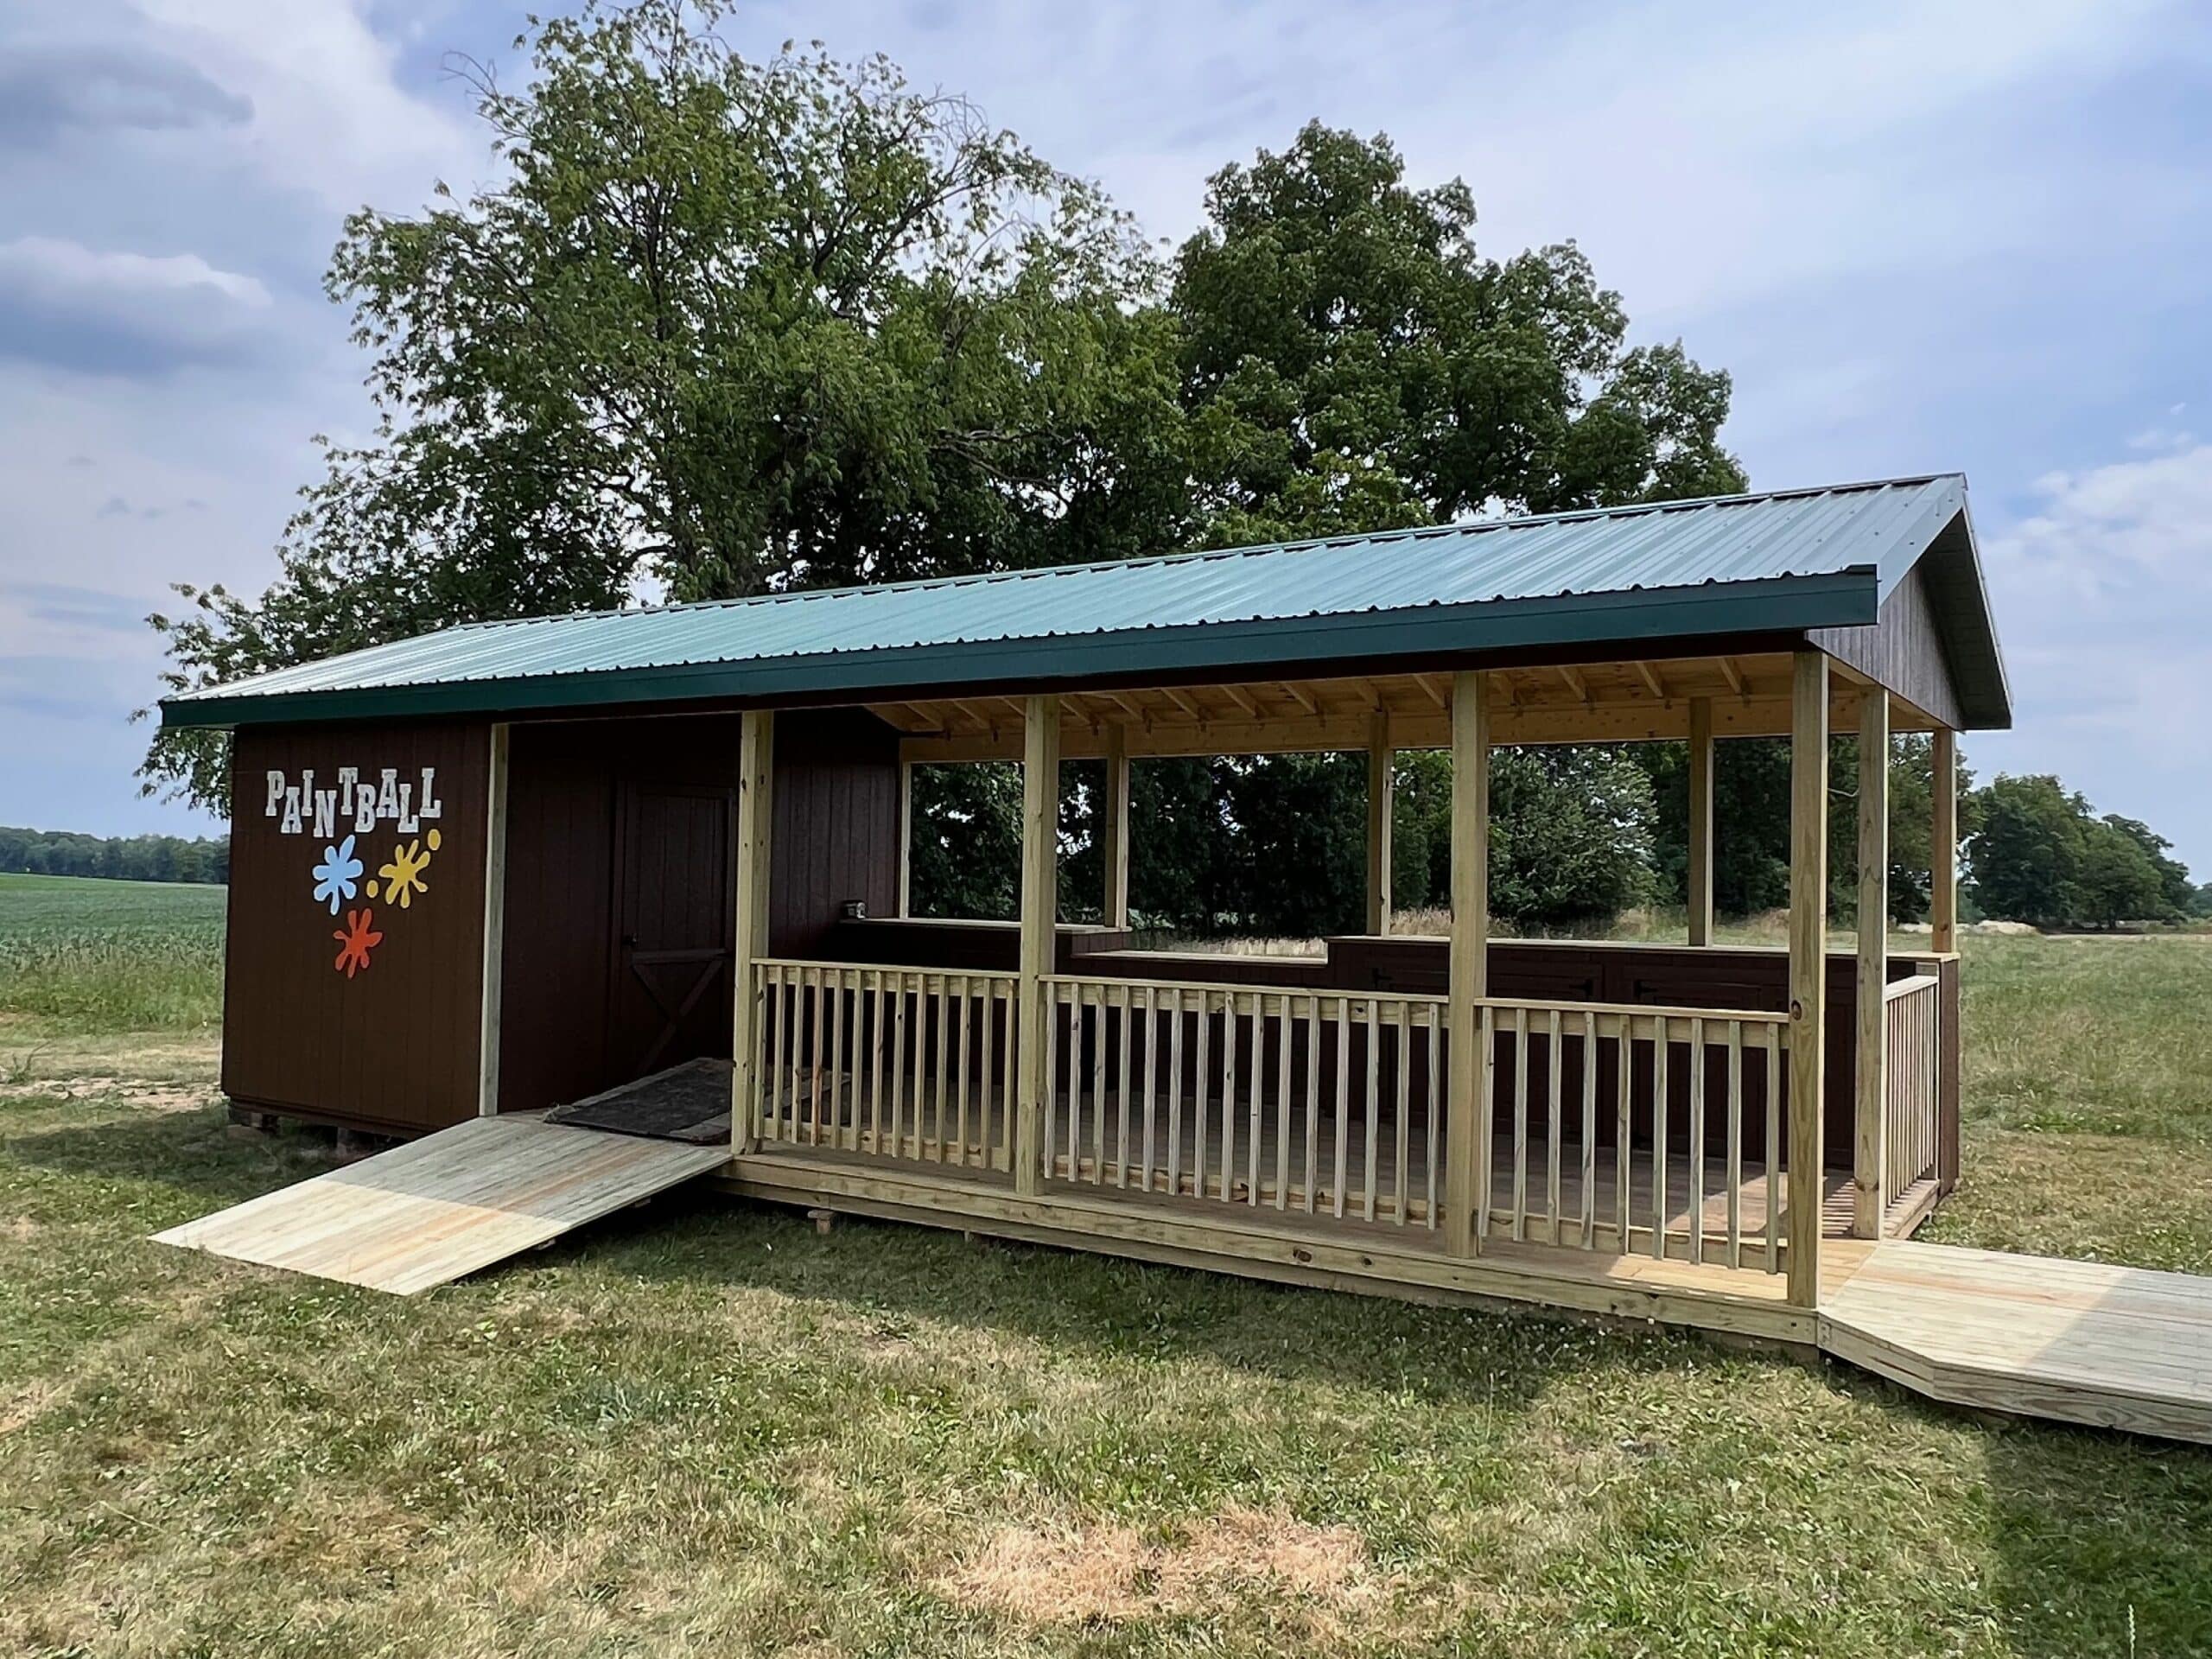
[719,1150,1818,1347]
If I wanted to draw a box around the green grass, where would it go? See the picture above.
[0,873,226,1036]
[1,888,2209,1656]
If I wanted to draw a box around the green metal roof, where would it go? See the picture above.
[162,474,2010,730]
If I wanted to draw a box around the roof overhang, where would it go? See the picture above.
[162,569,1878,730]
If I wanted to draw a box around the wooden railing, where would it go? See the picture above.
[1474,1000,1790,1273]
[749,961,1018,1171]
[1041,976,1446,1228]
[743,961,1801,1278]
[1882,975,1942,1218]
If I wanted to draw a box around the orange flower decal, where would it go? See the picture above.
[334,907,383,978]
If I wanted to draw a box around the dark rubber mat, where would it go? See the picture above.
[545,1057,733,1144]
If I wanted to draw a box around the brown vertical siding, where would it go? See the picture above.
[1808,561,1965,728]
[766,709,901,956]
[223,721,490,1134]
[494,707,901,1114]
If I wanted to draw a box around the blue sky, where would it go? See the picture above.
[3,0,2209,870]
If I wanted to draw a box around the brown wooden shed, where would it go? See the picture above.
[166,474,2010,1332]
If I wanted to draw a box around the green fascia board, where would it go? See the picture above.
[162,568,1878,730]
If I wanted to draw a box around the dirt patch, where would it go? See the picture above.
[0,1076,214,1111]
[936,1505,1387,1627]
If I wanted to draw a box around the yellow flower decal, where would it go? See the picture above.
[378,837,434,909]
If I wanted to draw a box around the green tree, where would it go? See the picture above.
[143,0,1183,810]
[2101,814,2195,918]
[1172,122,1745,546]
[2072,820,2172,929]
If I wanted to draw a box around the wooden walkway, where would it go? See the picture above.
[152,1116,728,1294]
[1821,1239,2212,1445]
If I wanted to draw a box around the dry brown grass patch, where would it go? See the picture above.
[937,1504,1387,1627]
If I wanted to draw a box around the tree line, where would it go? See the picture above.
[0,828,230,887]
[911,742,2208,936]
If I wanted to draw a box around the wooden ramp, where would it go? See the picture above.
[1821,1240,2212,1444]
[153,1116,729,1294]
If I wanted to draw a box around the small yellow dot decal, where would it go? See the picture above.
[365,880,379,899]
[427,828,442,852]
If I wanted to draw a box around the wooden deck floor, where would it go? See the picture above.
[1821,1239,2212,1444]
[152,1116,729,1294]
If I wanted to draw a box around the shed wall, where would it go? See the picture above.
[1810,562,1963,728]
[494,708,899,1115]
[223,721,491,1134]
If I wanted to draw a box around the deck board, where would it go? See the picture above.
[152,1116,729,1294]
[1821,1240,2212,1443]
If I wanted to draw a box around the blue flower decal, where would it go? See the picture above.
[312,834,363,914]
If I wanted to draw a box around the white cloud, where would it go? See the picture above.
[0,235,270,308]
[125,0,479,213]
[0,233,272,372]
[1976,442,2212,868]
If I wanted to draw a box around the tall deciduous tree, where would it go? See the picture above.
[143,0,1182,810]
[1173,122,1745,546]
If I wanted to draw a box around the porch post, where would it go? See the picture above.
[1101,720,1130,930]
[1853,690,1890,1239]
[1365,709,1394,935]
[1930,728,1958,954]
[895,759,912,918]
[1686,696,1714,946]
[476,722,511,1117]
[1014,694,1061,1195]
[1787,653,1827,1306]
[1446,672,1490,1258]
[730,709,775,1154]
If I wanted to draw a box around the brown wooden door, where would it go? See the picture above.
[606,782,735,1084]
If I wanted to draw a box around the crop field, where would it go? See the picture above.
[0,873,225,1036]
[2,875,2210,1656]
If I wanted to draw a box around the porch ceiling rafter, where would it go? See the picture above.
[881,651,1938,765]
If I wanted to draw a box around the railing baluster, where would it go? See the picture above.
[1765,1021,1783,1273]
[1425,1002,1441,1230]
[1477,1004,1496,1239]
[1221,992,1239,1204]
[1393,1000,1412,1225]
[1106,982,1123,1185]
[1332,995,1351,1218]
[1615,1017,1630,1251]
[926,976,945,1161]
[1141,985,1160,1194]
[1096,986,1115,1185]
[1193,993,1211,1199]
[1243,995,1262,1207]
[764,965,784,1142]
[892,974,910,1160]
[1511,1006,1529,1243]
[1546,1007,1563,1246]
[1276,995,1294,1211]
[1361,995,1380,1222]
[1688,1016,1706,1265]
[1726,1019,1744,1270]
[1304,994,1322,1214]
[1001,980,1018,1172]
[1650,1019,1670,1260]
[830,968,848,1149]
[869,973,887,1154]
[1580,1009,1598,1248]
[954,973,973,1165]
[1167,988,1186,1196]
